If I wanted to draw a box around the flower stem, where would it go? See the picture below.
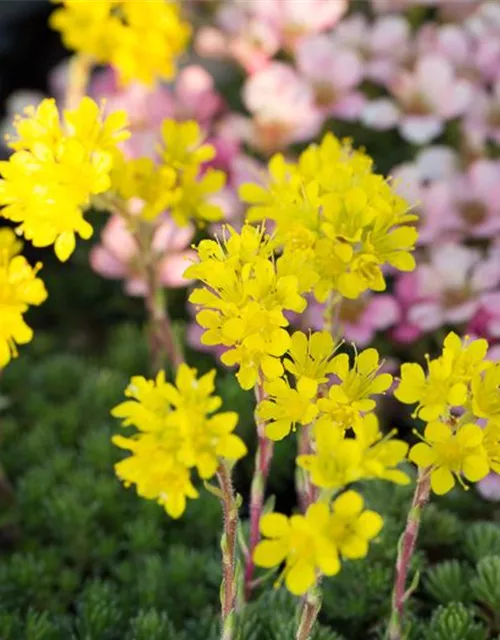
[140,230,184,372]
[217,461,240,640]
[65,53,93,110]
[244,381,274,601]
[388,469,431,640]
[296,587,322,640]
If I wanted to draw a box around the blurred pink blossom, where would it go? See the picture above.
[478,473,500,501]
[390,146,459,243]
[91,65,224,158]
[398,244,500,333]
[295,35,364,119]
[463,80,500,147]
[242,62,322,153]
[363,55,473,144]
[90,214,195,296]
[302,294,401,347]
[196,0,346,74]
[335,14,411,85]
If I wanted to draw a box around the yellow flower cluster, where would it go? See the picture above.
[254,491,383,595]
[395,332,499,495]
[111,120,226,226]
[50,0,190,86]
[252,332,409,594]
[240,133,417,301]
[0,229,47,368]
[111,364,247,518]
[0,97,129,261]
[185,225,307,389]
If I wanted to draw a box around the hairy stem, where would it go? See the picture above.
[140,231,184,372]
[217,462,240,640]
[296,588,322,640]
[65,53,93,110]
[388,469,431,640]
[244,381,274,600]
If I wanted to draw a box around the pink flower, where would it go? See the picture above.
[463,81,500,147]
[242,62,323,153]
[391,271,423,344]
[90,214,196,296]
[416,23,474,70]
[465,1,500,81]
[295,35,364,119]
[390,146,459,244]
[402,244,500,333]
[477,473,500,501]
[196,0,346,74]
[335,14,411,86]
[252,0,348,51]
[196,3,280,74]
[446,160,500,238]
[365,55,473,144]
[90,65,225,158]
[302,293,401,347]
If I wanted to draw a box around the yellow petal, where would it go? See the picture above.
[260,513,290,538]
[54,231,76,262]
[462,455,489,483]
[254,540,287,568]
[431,467,455,495]
[333,490,364,518]
[356,511,383,540]
[285,559,316,596]
[265,419,291,441]
[409,443,436,468]
[425,421,452,444]
[456,423,483,448]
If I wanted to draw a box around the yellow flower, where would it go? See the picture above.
[253,503,340,596]
[409,422,489,495]
[297,421,363,490]
[257,377,318,441]
[482,420,500,473]
[171,167,226,227]
[395,360,465,422]
[187,225,306,390]
[110,156,177,221]
[0,229,47,367]
[354,413,410,485]
[472,364,500,420]
[253,492,383,595]
[240,132,417,302]
[0,97,129,261]
[113,435,199,519]
[160,120,215,172]
[112,365,247,517]
[317,348,392,431]
[396,333,490,421]
[327,490,383,559]
[50,0,190,86]
[284,330,338,394]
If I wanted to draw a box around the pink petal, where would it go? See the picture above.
[152,219,195,253]
[361,98,400,130]
[477,473,500,501]
[89,246,127,279]
[158,251,197,288]
[400,116,443,144]
[366,295,401,329]
[408,302,444,332]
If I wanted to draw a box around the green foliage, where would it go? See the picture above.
[464,524,500,563]
[424,561,471,604]
[471,556,500,627]
[427,603,488,640]
[1,327,500,638]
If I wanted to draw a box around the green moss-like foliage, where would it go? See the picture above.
[0,325,499,638]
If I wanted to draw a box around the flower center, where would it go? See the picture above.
[458,199,487,225]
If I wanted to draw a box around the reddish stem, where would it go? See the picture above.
[244,382,274,600]
[388,469,431,640]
